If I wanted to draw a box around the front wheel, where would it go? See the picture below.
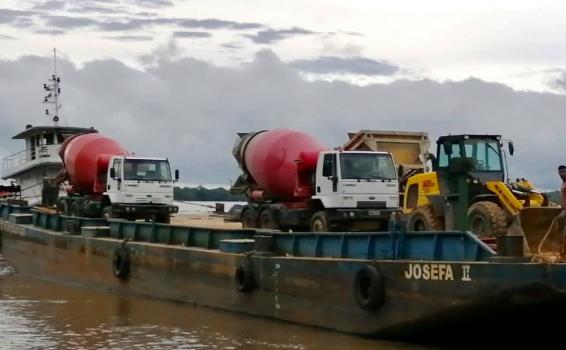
[102,206,113,220]
[310,211,330,232]
[156,214,171,224]
[407,205,444,231]
[467,201,507,237]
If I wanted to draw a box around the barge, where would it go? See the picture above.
[2,202,566,344]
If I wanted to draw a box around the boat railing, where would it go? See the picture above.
[1,145,60,177]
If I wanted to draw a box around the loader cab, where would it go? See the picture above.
[434,135,507,183]
[314,150,399,209]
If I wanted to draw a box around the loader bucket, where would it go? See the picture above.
[519,207,563,253]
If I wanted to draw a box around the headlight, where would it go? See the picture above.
[349,212,355,218]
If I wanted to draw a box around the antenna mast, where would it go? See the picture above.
[43,48,62,126]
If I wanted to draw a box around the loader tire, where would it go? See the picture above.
[468,201,508,237]
[407,205,444,231]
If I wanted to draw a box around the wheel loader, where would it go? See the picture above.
[403,134,561,252]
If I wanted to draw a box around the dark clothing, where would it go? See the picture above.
[562,181,566,209]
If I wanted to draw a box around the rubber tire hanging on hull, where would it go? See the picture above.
[235,260,254,293]
[354,265,385,311]
[112,245,130,279]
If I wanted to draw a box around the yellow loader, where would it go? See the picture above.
[402,134,561,253]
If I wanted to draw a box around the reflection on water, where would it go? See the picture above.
[0,274,436,350]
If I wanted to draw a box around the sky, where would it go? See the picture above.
[0,0,565,190]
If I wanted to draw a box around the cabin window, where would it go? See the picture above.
[112,159,122,179]
[44,133,54,145]
[322,154,334,177]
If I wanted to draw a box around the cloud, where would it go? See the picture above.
[173,31,212,39]
[67,5,122,14]
[177,18,262,30]
[33,1,65,10]
[289,56,399,76]
[45,15,98,29]
[35,29,65,35]
[125,0,173,8]
[550,72,566,91]
[104,35,154,41]
[245,27,315,44]
[0,9,34,24]
[0,51,564,191]
[0,34,16,40]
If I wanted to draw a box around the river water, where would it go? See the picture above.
[0,272,436,350]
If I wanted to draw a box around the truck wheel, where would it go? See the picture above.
[156,214,171,224]
[468,201,507,237]
[407,205,444,231]
[57,198,69,215]
[70,202,81,217]
[259,209,280,230]
[241,207,258,229]
[102,206,113,220]
[310,211,329,232]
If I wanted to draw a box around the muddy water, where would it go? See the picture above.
[0,273,437,350]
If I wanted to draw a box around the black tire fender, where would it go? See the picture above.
[113,245,130,279]
[354,265,385,311]
[235,260,254,293]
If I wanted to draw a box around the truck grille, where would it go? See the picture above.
[357,201,386,209]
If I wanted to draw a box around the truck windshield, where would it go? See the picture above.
[124,159,172,182]
[340,153,397,180]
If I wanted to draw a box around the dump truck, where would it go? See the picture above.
[402,134,560,252]
[343,130,431,203]
[230,129,399,232]
[43,131,179,223]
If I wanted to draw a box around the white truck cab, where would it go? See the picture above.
[105,156,179,222]
[312,150,399,225]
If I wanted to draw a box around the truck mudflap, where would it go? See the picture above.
[112,203,179,215]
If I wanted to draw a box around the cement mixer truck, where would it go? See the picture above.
[230,129,399,232]
[43,131,179,223]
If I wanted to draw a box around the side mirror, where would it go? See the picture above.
[110,168,116,178]
[175,169,180,181]
[397,164,405,178]
[508,142,514,156]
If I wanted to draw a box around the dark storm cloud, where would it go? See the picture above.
[289,56,399,76]
[173,31,212,39]
[245,27,315,44]
[1,51,563,190]
[104,34,153,41]
[33,1,65,10]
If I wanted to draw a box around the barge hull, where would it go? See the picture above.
[2,219,566,339]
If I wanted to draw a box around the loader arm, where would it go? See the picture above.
[485,181,522,216]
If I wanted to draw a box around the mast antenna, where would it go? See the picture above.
[43,48,62,126]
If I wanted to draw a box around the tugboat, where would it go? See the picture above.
[1,49,95,205]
